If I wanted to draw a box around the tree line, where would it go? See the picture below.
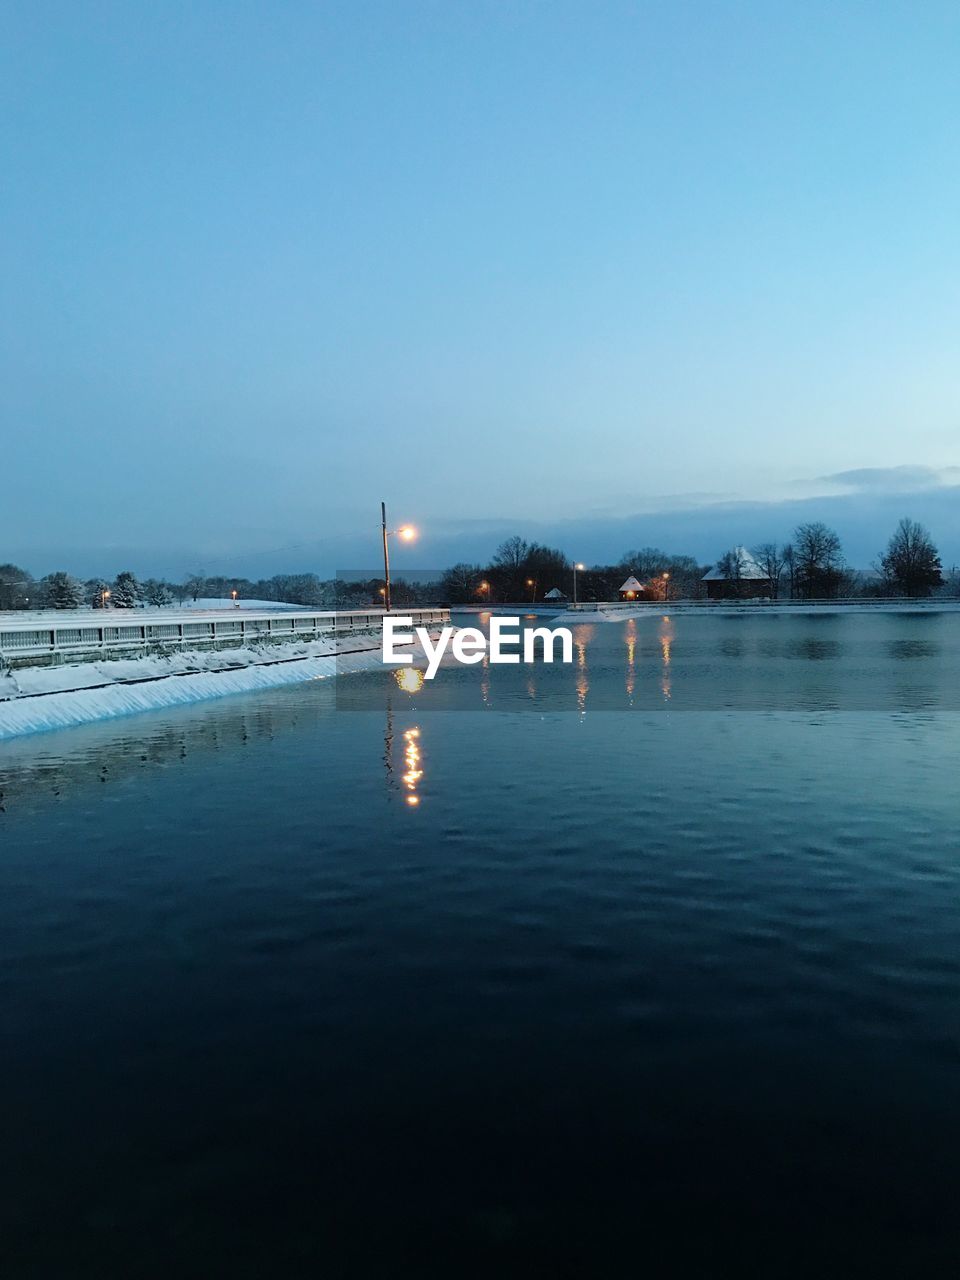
[443,519,954,603]
[0,567,444,612]
[0,517,954,612]
[712,518,947,600]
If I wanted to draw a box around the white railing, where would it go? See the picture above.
[0,607,450,663]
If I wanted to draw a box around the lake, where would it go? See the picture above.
[2,610,960,1276]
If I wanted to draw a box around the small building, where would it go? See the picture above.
[543,587,567,603]
[618,575,645,601]
[702,547,773,599]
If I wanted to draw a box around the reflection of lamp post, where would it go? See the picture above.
[573,562,585,606]
[380,501,416,612]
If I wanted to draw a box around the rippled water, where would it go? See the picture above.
[3,613,960,1275]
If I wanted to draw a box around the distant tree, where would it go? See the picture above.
[793,522,844,598]
[142,578,173,607]
[620,547,670,577]
[879,518,943,597]
[184,573,205,602]
[0,563,34,610]
[492,537,529,573]
[714,548,743,598]
[40,571,84,609]
[782,543,796,598]
[112,570,142,609]
[752,542,786,599]
[441,563,482,604]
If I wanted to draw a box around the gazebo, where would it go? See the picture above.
[543,587,567,603]
[618,575,645,601]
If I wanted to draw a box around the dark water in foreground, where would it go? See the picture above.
[2,613,960,1276]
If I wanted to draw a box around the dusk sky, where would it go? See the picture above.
[3,2,959,577]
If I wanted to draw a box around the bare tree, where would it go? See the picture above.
[492,537,529,572]
[782,543,795,599]
[752,542,786,599]
[879,518,943,597]
[793,522,844,598]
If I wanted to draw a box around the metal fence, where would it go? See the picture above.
[0,608,450,665]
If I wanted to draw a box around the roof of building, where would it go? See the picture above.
[702,547,769,582]
[543,587,567,599]
[619,576,644,592]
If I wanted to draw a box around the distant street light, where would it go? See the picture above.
[380,501,417,612]
[101,588,111,609]
[573,562,585,606]
[231,589,239,608]
[478,580,490,602]
[526,577,537,603]
[662,571,670,601]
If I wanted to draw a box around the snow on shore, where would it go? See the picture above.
[0,638,417,741]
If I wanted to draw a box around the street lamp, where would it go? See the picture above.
[526,577,537,603]
[101,588,111,609]
[573,563,585,607]
[380,501,417,612]
[478,580,490,602]
[231,589,239,608]
[661,572,670,601]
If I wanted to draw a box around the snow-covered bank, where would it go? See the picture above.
[0,636,348,700]
[0,639,418,741]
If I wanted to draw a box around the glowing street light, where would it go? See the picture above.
[380,502,418,612]
[661,571,670,601]
[100,587,111,609]
[573,562,585,606]
[526,577,537,603]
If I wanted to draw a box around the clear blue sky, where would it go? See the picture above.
[2,1,959,575]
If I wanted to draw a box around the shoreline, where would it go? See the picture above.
[0,637,421,741]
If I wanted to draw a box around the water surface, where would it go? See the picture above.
[2,613,960,1276]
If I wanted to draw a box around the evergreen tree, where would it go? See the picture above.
[39,571,84,609]
[112,570,142,609]
[143,578,173,607]
[0,563,34,610]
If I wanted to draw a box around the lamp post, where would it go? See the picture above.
[101,588,111,610]
[661,572,670,601]
[573,562,585,607]
[526,577,537,603]
[380,501,416,612]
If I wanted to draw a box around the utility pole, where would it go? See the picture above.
[381,500,391,612]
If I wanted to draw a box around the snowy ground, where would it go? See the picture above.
[179,597,303,611]
[1,600,324,628]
